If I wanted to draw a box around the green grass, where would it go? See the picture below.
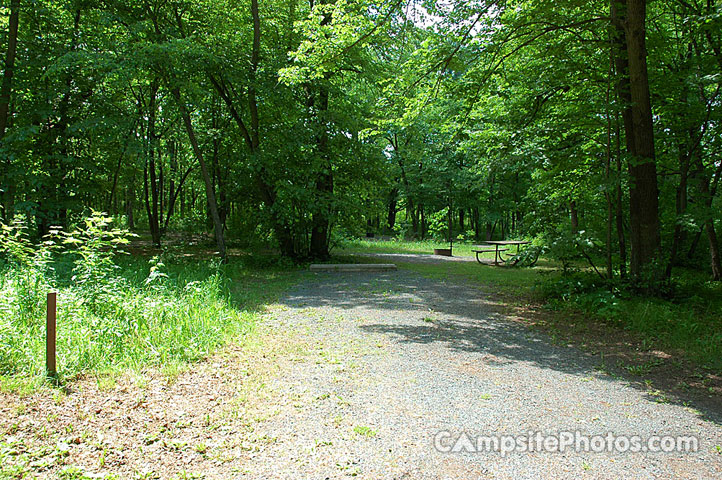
[542,270,722,371]
[335,237,556,297]
[337,237,498,257]
[353,425,377,437]
[0,252,302,390]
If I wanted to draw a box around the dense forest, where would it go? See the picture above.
[0,0,720,285]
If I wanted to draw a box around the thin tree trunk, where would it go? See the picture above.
[168,140,177,220]
[614,106,627,278]
[386,186,398,231]
[605,65,614,279]
[125,184,135,230]
[205,0,296,257]
[171,87,226,262]
[147,81,161,247]
[162,165,194,233]
[416,204,428,240]
[693,154,722,280]
[697,170,722,280]
[569,199,579,234]
[309,0,335,259]
[309,81,333,259]
[0,0,20,220]
[107,133,132,213]
[473,207,480,239]
[666,148,690,279]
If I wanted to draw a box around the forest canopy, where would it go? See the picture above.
[0,0,720,285]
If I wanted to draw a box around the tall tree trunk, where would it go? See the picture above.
[307,0,334,259]
[416,203,428,240]
[163,165,194,233]
[624,0,661,280]
[158,155,164,227]
[107,130,132,213]
[309,81,333,259]
[569,199,579,234]
[0,0,20,220]
[146,81,161,247]
[697,175,722,280]
[666,148,690,279]
[386,186,398,231]
[614,107,627,278]
[473,207,480,239]
[605,97,614,278]
[125,184,135,230]
[171,87,226,262]
[206,0,296,257]
[693,153,722,280]
[167,140,177,221]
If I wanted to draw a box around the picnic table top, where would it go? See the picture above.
[479,240,531,245]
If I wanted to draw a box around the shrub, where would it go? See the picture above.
[0,213,254,382]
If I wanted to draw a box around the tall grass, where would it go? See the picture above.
[0,215,297,387]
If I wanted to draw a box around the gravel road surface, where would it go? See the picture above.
[243,269,722,479]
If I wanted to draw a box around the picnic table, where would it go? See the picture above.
[472,240,532,266]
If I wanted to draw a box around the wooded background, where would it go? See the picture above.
[0,0,720,284]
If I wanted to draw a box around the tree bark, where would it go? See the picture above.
[309,81,333,259]
[624,0,661,279]
[569,199,579,234]
[611,0,660,282]
[386,186,398,231]
[171,87,227,262]
[146,81,161,247]
[0,0,20,220]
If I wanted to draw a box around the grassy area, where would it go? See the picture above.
[336,237,557,296]
[0,219,303,391]
[337,238,722,372]
[0,257,301,391]
[336,237,497,257]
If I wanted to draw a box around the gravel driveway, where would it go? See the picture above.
[244,269,722,479]
[3,266,720,479]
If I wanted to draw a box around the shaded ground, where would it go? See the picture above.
[1,264,721,479]
[355,252,722,415]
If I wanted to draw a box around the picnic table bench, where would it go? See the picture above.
[472,240,532,266]
[471,246,508,265]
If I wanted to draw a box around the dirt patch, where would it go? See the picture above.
[506,301,722,420]
[0,326,313,479]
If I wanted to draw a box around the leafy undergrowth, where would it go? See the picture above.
[0,215,302,392]
[541,272,722,373]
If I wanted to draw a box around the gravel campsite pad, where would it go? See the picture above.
[2,268,722,479]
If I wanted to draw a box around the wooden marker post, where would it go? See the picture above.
[46,292,57,379]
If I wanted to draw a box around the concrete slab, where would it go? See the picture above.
[309,263,397,272]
